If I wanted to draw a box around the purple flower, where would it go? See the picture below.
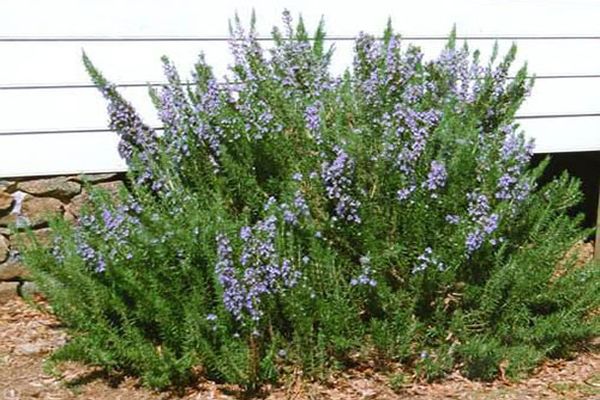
[496,173,517,200]
[501,132,520,161]
[321,146,361,223]
[350,273,377,287]
[282,209,297,225]
[467,192,490,219]
[465,229,485,253]
[191,58,225,170]
[280,191,310,226]
[464,193,501,255]
[215,234,246,320]
[216,210,301,322]
[397,185,416,202]
[103,89,159,163]
[99,83,163,192]
[445,214,461,224]
[240,226,252,242]
[350,256,377,287]
[383,105,441,180]
[423,160,447,193]
[436,47,475,102]
[263,196,278,211]
[481,214,500,235]
[206,313,217,322]
[494,129,535,205]
[269,12,333,98]
[95,256,106,273]
[412,247,445,274]
[305,101,323,144]
[74,233,106,274]
[354,33,384,103]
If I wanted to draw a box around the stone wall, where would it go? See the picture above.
[0,173,125,302]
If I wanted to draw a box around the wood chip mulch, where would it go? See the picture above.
[0,243,597,399]
[1,295,598,399]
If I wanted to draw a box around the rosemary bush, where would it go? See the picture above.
[22,12,599,390]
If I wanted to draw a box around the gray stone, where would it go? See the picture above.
[3,388,19,400]
[63,211,77,223]
[18,281,40,299]
[12,228,52,252]
[14,332,67,355]
[0,180,17,193]
[0,282,19,303]
[20,196,63,228]
[0,235,9,263]
[65,191,90,218]
[0,260,30,280]
[9,191,26,214]
[96,180,125,197]
[14,343,48,355]
[18,177,81,200]
[0,213,16,227]
[69,173,120,184]
[0,192,14,213]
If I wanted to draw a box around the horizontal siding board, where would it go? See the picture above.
[2,39,600,85]
[0,131,127,178]
[1,115,597,180]
[519,117,600,153]
[2,79,599,132]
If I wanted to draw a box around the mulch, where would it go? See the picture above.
[1,241,598,399]
[1,295,598,399]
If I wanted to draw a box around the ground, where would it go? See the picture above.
[1,295,599,400]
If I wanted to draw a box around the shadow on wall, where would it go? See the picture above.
[532,151,599,234]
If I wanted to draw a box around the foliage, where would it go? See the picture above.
[21,11,599,390]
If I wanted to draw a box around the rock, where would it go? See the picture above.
[0,260,30,280]
[14,342,48,355]
[66,180,126,218]
[12,228,53,252]
[2,388,19,400]
[66,191,90,218]
[0,281,19,303]
[15,333,67,355]
[0,227,10,237]
[18,177,81,200]
[0,192,14,213]
[0,235,9,263]
[18,281,40,299]
[0,191,28,226]
[0,180,17,193]
[69,173,121,184]
[96,180,126,197]
[0,213,17,227]
[20,197,64,228]
[64,211,77,223]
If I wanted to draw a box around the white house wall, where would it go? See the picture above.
[0,0,599,177]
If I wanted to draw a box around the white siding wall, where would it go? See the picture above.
[0,0,599,177]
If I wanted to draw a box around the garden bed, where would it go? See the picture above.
[9,14,600,395]
[1,294,598,399]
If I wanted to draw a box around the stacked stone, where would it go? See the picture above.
[0,173,124,302]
